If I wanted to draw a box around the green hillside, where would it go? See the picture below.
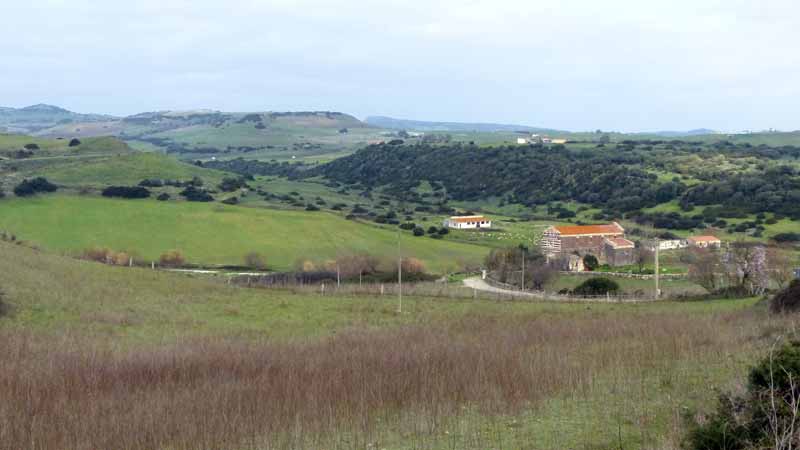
[0,195,487,272]
[0,134,131,157]
[39,152,228,187]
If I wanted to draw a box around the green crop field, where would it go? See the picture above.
[0,194,488,272]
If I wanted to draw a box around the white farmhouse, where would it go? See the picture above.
[443,215,492,230]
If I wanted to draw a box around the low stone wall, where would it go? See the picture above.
[559,271,686,280]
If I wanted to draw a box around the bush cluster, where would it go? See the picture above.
[179,186,214,202]
[82,247,134,266]
[101,186,151,199]
[571,277,619,296]
[684,340,800,449]
[13,177,57,197]
[159,250,185,267]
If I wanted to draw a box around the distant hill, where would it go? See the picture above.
[644,129,717,137]
[365,116,562,133]
[0,104,116,134]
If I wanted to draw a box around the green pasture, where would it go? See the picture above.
[0,194,488,272]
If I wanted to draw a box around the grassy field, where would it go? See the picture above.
[38,152,229,187]
[0,134,131,156]
[0,240,786,449]
[0,194,488,272]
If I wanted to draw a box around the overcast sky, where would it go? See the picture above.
[2,0,799,132]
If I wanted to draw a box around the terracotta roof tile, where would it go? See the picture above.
[605,237,635,249]
[450,216,489,223]
[552,222,624,236]
[688,235,721,243]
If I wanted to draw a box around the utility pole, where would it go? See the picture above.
[654,238,660,299]
[521,247,526,291]
[397,229,402,313]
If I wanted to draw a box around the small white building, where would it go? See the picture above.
[443,215,492,230]
[687,235,722,248]
[644,239,688,251]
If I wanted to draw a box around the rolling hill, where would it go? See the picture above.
[0,195,488,272]
[0,104,114,134]
[365,115,562,133]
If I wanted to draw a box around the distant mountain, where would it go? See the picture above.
[644,128,718,137]
[365,116,562,133]
[0,104,115,133]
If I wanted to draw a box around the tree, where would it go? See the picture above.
[412,226,425,236]
[688,247,722,292]
[766,247,796,290]
[68,138,81,147]
[724,243,769,296]
[583,254,599,271]
[635,246,654,273]
[526,263,556,290]
[572,277,619,296]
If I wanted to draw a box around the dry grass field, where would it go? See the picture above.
[0,241,793,449]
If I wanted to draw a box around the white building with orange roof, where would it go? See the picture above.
[687,235,722,248]
[443,215,492,230]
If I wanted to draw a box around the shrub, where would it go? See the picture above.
[572,277,620,296]
[68,138,81,147]
[401,257,426,274]
[13,177,57,197]
[218,177,248,192]
[244,252,267,270]
[427,226,438,234]
[773,232,800,243]
[156,193,170,201]
[23,143,39,150]
[101,186,151,199]
[684,340,800,449]
[769,280,800,314]
[159,250,185,267]
[0,188,5,199]
[438,227,449,235]
[413,226,425,236]
[222,197,239,205]
[82,247,113,263]
[582,254,599,271]
[139,179,164,187]
[179,186,214,202]
[399,222,416,230]
[305,204,320,211]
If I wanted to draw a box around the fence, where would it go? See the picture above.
[483,276,661,303]
[231,274,663,304]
